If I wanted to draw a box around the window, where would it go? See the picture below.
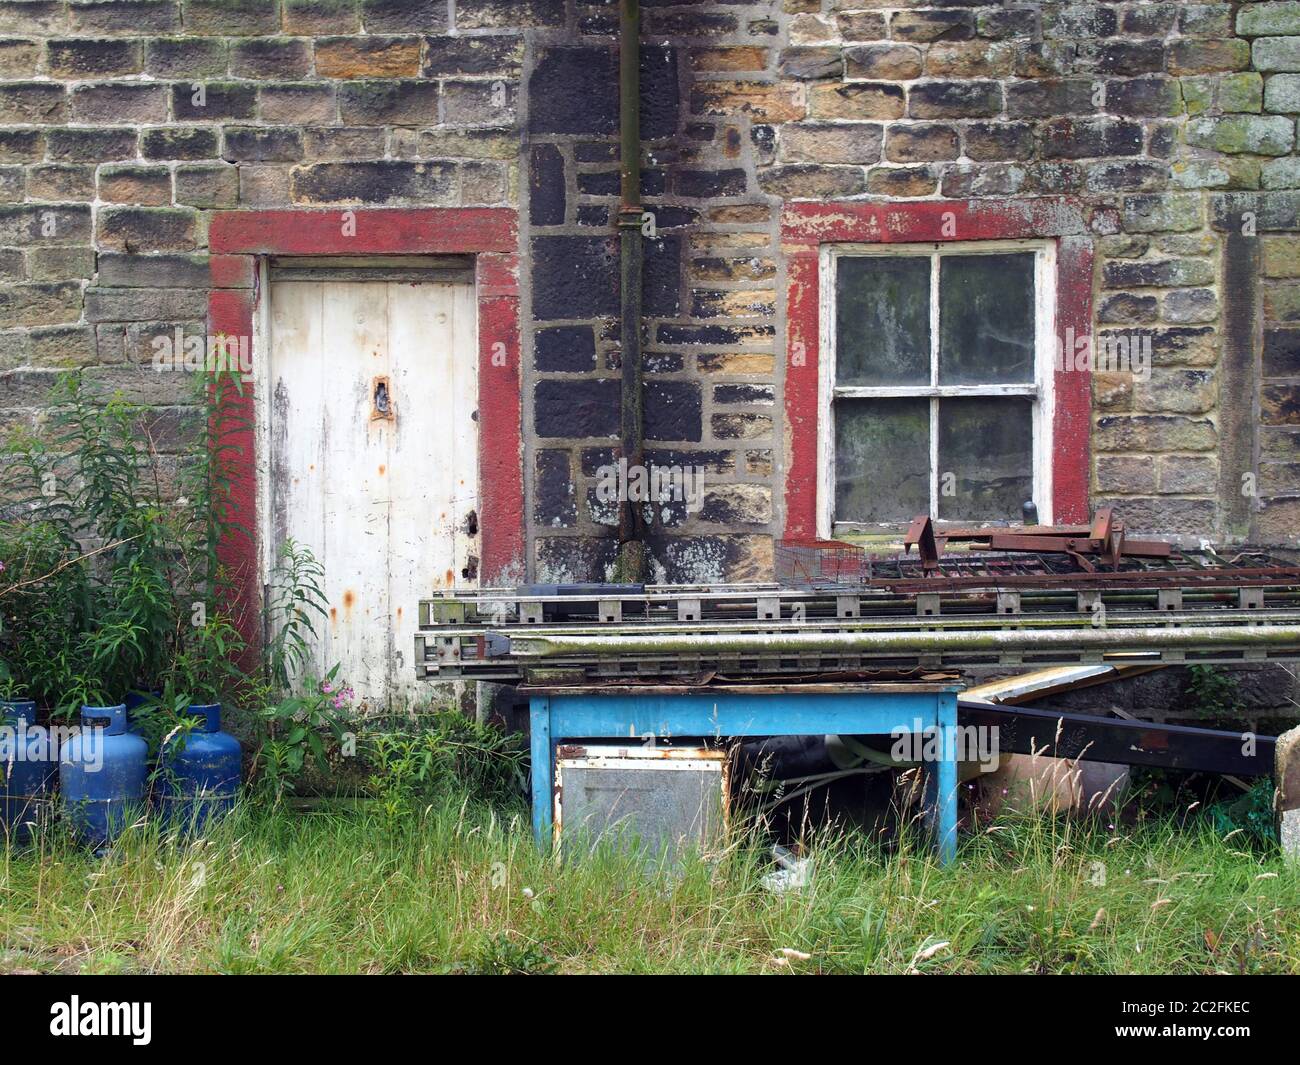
[822,241,1056,533]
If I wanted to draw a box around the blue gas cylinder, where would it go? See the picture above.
[59,704,148,849]
[1,700,58,844]
[159,704,241,832]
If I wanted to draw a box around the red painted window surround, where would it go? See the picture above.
[207,208,523,649]
[781,197,1094,541]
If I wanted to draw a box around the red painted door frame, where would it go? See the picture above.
[207,208,523,649]
[781,197,1094,540]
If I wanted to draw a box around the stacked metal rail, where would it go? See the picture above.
[415,547,1300,684]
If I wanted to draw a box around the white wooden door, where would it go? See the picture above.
[266,279,478,711]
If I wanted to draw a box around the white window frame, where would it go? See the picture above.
[818,239,1057,538]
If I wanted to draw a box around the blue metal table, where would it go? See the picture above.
[526,683,961,864]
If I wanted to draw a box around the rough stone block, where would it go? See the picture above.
[315,36,421,79]
[779,122,883,164]
[1254,36,1300,72]
[291,160,454,205]
[1187,114,1296,155]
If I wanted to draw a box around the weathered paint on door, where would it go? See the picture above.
[267,279,479,710]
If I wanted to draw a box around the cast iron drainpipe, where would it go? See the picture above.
[616,0,648,582]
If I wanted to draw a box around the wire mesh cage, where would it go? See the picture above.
[774,539,869,589]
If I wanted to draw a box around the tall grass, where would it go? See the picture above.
[2,798,1297,974]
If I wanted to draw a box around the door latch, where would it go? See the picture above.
[371,376,393,420]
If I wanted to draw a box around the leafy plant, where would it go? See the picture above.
[0,370,251,717]
[263,539,327,692]
[1211,778,1278,848]
[251,666,356,802]
[453,932,558,976]
[1183,665,1245,722]
[362,708,527,818]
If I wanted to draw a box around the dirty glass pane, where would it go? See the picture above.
[836,257,930,386]
[938,253,1035,385]
[834,398,930,524]
[936,397,1033,521]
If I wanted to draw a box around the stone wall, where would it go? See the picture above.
[3,1,1300,585]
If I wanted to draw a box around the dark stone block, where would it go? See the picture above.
[0,205,92,245]
[644,233,682,319]
[534,378,620,438]
[71,82,166,123]
[531,235,617,320]
[529,44,678,138]
[47,127,137,162]
[643,352,684,373]
[1042,118,1143,159]
[84,285,206,321]
[640,44,680,141]
[1149,122,1178,159]
[779,46,842,81]
[645,10,736,35]
[575,142,618,162]
[182,0,279,34]
[1212,192,1300,233]
[363,0,449,33]
[965,121,1035,160]
[534,325,596,372]
[230,37,312,79]
[458,0,564,30]
[645,447,734,475]
[656,322,774,345]
[142,127,219,161]
[47,37,143,77]
[170,82,257,121]
[1076,39,1166,76]
[534,449,576,526]
[909,80,1002,119]
[1086,160,1168,192]
[67,0,179,33]
[97,253,210,289]
[577,205,609,226]
[714,384,774,404]
[291,160,456,205]
[1106,77,1181,118]
[0,82,65,123]
[645,380,702,442]
[1265,329,1300,377]
[535,535,619,583]
[891,10,975,42]
[580,447,615,476]
[145,37,227,78]
[222,126,303,163]
[577,170,619,197]
[529,47,617,135]
[674,168,748,198]
[647,205,697,229]
[529,144,565,226]
[1006,79,1097,118]
[421,34,522,76]
[338,80,440,125]
[96,208,197,253]
[0,128,45,162]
